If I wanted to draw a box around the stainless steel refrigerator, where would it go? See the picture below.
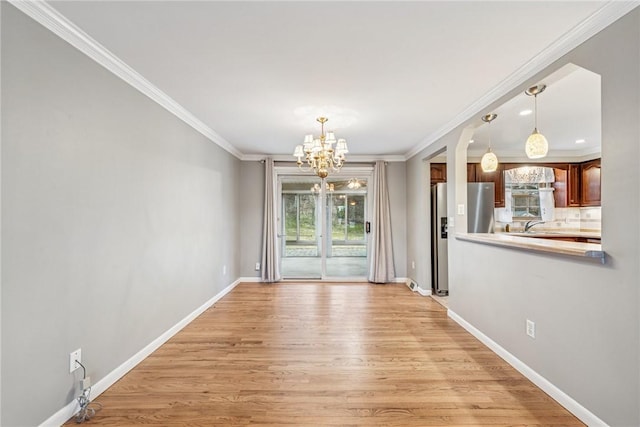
[431,182,494,295]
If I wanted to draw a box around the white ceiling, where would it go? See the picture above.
[469,64,601,160]
[48,1,613,159]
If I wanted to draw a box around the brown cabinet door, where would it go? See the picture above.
[568,164,581,206]
[552,166,569,208]
[430,163,447,184]
[476,163,505,207]
[467,163,476,182]
[581,159,601,206]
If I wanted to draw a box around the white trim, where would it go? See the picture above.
[242,153,407,163]
[9,0,242,160]
[417,286,432,296]
[274,164,375,176]
[238,276,262,283]
[39,279,242,427]
[405,1,639,160]
[447,309,609,427]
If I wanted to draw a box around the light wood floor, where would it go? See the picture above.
[67,282,583,426]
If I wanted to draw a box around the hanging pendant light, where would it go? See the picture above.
[480,113,498,172]
[524,84,549,159]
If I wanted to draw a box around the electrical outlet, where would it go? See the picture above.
[411,261,415,269]
[222,265,227,275]
[526,319,536,338]
[457,204,465,215]
[69,348,81,373]
[255,262,261,271]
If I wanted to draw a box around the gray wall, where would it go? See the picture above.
[1,4,241,426]
[406,10,640,426]
[239,161,264,277]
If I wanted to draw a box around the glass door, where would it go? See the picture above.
[325,178,368,277]
[280,177,323,279]
[278,173,370,279]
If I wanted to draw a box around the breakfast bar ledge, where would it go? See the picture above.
[456,233,606,264]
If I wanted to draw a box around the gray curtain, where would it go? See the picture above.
[368,161,396,283]
[261,158,281,282]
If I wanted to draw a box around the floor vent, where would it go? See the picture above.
[406,280,418,291]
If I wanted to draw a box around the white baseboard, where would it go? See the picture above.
[447,309,608,427]
[399,277,432,296]
[40,279,242,427]
[238,276,262,283]
[417,286,432,296]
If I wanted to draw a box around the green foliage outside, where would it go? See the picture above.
[285,193,366,243]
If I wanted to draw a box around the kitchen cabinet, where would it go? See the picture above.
[431,160,598,208]
[568,164,581,206]
[581,158,601,206]
[551,166,569,207]
[548,163,581,207]
[467,163,477,182]
[475,163,505,207]
[430,163,446,185]
[503,162,589,208]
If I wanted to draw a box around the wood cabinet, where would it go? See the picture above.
[551,166,569,208]
[549,163,581,207]
[430,160,599,208]
[581,159,601,206]
[475,163,505,207]
[502,160,598,208]
[467,163,477,182]
[568,164,581,206]
[430,163,446,185]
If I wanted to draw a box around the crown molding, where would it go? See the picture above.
[241,153,407,162]
[9,0,243,159]
[405,1,640,160]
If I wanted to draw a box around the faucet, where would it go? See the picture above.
[524,220,545,232]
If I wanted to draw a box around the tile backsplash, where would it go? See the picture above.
[495,206,601,233]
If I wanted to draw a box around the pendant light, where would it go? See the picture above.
[480,113,498,172]
[524,84,549,159]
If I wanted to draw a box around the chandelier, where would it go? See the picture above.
[293,117,348,179]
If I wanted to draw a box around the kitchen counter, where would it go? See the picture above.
[504,229,601,243]
[506,230,601,239]
[456,232,605,263]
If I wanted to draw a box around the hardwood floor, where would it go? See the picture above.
[66,282,583,426]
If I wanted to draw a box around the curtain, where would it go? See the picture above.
[368,161,396,283]
[261,158,281,282]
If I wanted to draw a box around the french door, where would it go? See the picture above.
[278,170,371,279]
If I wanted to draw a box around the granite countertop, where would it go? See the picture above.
[456,232,605,263]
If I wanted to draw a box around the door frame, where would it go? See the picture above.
[275,165,373,280]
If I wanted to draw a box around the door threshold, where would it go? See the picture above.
[281,277,368,283]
